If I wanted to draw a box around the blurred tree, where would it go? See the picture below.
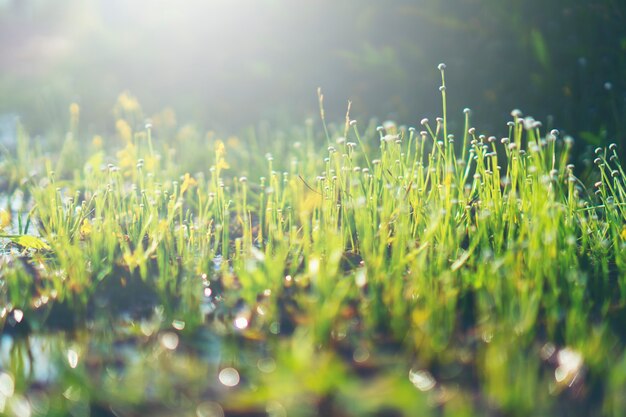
[0,0,623,152]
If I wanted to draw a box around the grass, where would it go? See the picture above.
[2,65,626,416]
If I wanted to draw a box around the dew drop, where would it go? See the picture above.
[67,349,79,369]
[159,332,179,350]
[409,368,436,391]
[8,395,31,417]
[172,320,186,330]
[0,372,15,397]
[257,357,276,373]
[355,268,367,288]
[196,401,224,417]
[218,368,240,387]
[353,347,370,363]
[13,309,23,323]
[234,316,249,330]
[266,400,287,417]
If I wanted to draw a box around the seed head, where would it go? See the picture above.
[437,63,446,71]
[463,108,471,115]
[420,118,429,126]
[349,119,357,127]
[468,127,476,135]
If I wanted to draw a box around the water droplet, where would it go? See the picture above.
[540,342,556,360]
[140,321,155,336]
[555,366,568,383]
[555,347,583,384]
[355,268,367,288]
[8,395,31,417]
[234,316,249,330]
[0,372,15,397]
[558,347,582,367]
[266,400,287,417]
[159,332,179,350]
[353,347,370,363]
[13,309,23,323]
[172,320,186,330]
[218,368,240,387]
[67,349,79,369]
[409,369,436,391]
[308,258,320,275]
[196,401,224,417]
[257,357,276,373]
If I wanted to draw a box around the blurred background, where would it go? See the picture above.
[0,0,625,148]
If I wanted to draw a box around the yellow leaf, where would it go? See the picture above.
[5,235,50,250]
[123,252,138,270]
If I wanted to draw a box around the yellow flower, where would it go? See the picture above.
[114,91,141,114]
[180,173,198,195]
[92,135,103,149]
[116,142,138,176]
[0,209,11,230]
[80,218,92,237]
[215,140,226,157]
[152,107,177,131]
[69,103,80,118]
[176,124,199,142]
[215,140,230,170]
[216,159,230,170]
[621,226,626,241]
[116,119,133,143]
[226,135,241,149]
